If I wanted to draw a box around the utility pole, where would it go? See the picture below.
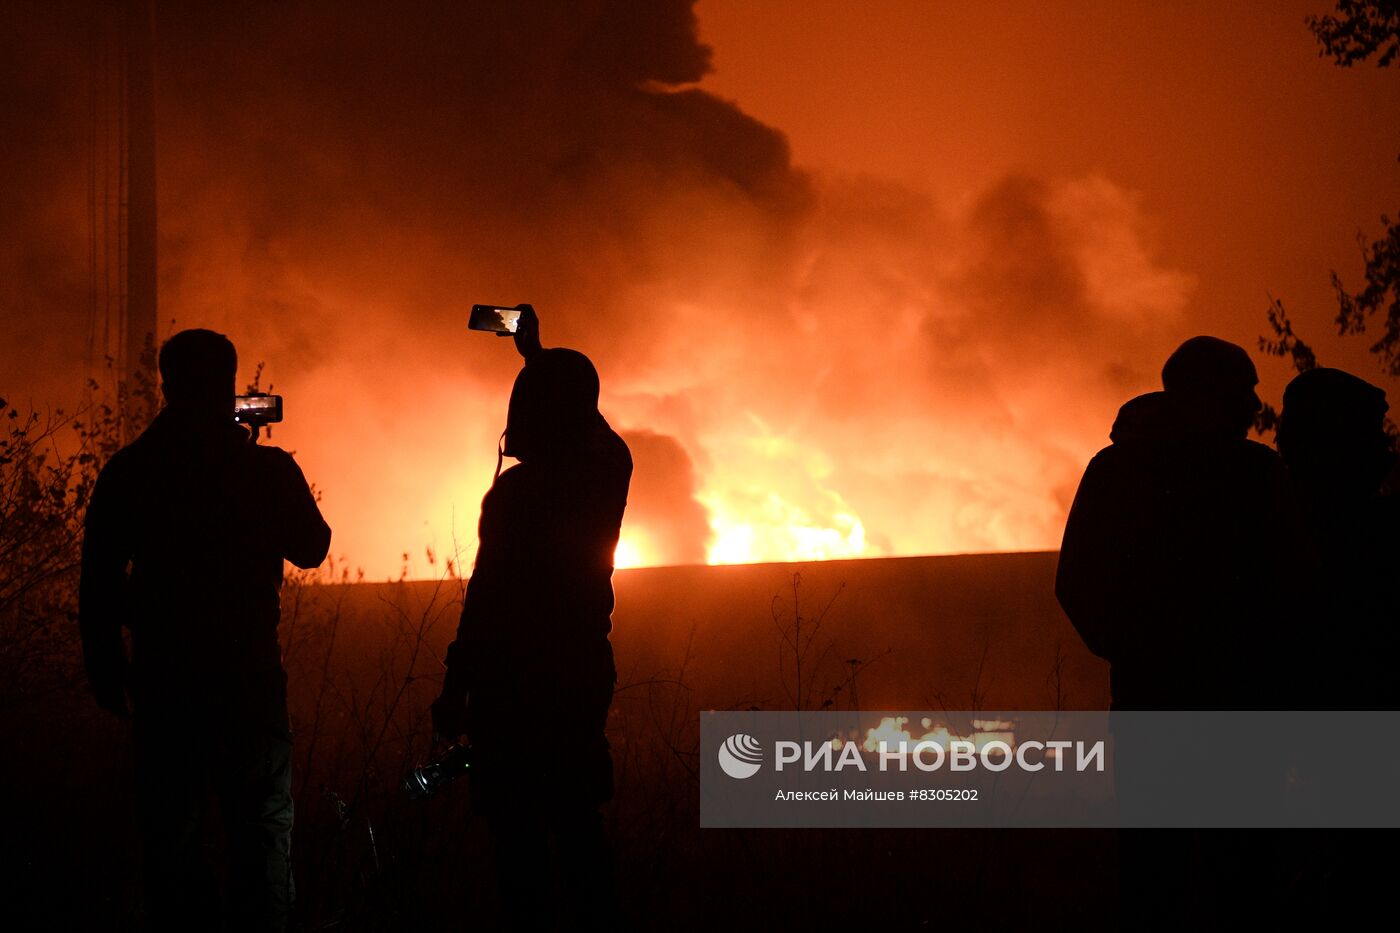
[124,0,157,432]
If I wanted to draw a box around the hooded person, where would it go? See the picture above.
[1276,367,1397,708]
[1275,366,1400,933]
[1055,336,1304,928]
[1055,335,1298,711]
[432,308,631,930]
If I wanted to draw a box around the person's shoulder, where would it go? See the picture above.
[247,443,298,465]
[478,465,534,530]
[243,442,294,469]
[244,443,309,484]
[95,441,144,483]
[1084,441,1134,476]
[605,426,632,473]
[485,463,531,502]
[493,461,529,486]
[595,418,632,474]
[1087,442,1119,465]
[1069,445,1140,499]
[101,442,140,469]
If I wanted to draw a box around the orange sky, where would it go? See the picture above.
[1,1,1396,578]
[696,0,1399,393]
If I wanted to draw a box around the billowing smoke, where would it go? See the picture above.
[617,430,710,566]
[1,1,1195,575]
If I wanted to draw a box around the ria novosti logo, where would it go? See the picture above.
[718,733,764,779]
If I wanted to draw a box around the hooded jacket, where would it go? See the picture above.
[1055,392,1301,709]
[442,349,632,763]
[1279,369,1400,709]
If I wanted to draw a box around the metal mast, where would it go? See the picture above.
[123,0,157,425]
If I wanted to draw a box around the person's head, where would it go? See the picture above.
[158,329,237,417]
[1278,367,1393,500]
[503,348,601,462]
[1160,336,1261,438]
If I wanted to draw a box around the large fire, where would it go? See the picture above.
[1,3,1232,582]
[611,431,873,568]
[861,716,1018,755]
[613,535,646,570]
[701,489,870,565]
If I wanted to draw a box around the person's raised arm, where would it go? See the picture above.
[512,303,542,361]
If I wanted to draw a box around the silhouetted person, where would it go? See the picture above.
[1056,336,1299,928]
[1057,335,1296,712]
[1275,367,1398,921]
[432,307,631,932]
[1277,367,1398,709]
[79,329,331,932]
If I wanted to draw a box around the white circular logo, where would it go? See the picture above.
[718,733,764,779]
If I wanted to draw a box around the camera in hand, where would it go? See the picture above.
[233,393,284,428]
[468,303,523,335]
[402,743,473,800]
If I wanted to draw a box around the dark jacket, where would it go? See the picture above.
[443,411,631,742]
[79,407,331,703]
[1056,392,1302,709]
[1278,367,1400,708]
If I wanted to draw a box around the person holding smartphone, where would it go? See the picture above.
[79,328,331,932]
[433,306,632,931]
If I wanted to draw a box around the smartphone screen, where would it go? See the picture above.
[233,394,283,424]
[469,304,522,334]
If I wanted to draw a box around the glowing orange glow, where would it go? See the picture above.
[862,716,915,753]
[861,716,1017,753]
[613,535,646,570]
[703,493,870,565]
[697,424,875,565]
[5,3,1396,581]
